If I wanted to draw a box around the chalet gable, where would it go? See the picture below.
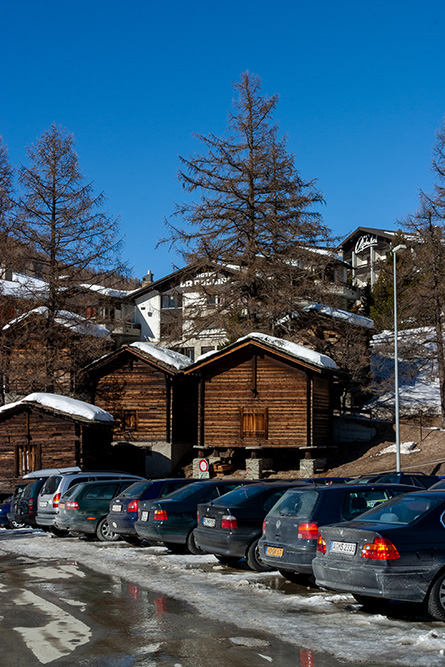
[83,341,192,377]
[186,332,339,376]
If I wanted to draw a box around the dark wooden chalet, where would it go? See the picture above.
[82,342,198,477]
[0,393,114,494]
[184,333,340,466]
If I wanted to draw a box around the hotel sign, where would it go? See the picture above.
[354,234,378,255]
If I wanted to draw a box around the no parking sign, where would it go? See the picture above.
[198,458,209,478]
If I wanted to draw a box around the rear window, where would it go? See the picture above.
[357,494,443,525]
[341,489,393,521]
[160,481,190,497]
[84,484,119,500]
[267,489,319,518]
[21,482,39,499]
[40,476,62,495]
[67,476,90,490]
[211,485,265,506]
[119,481,153,498]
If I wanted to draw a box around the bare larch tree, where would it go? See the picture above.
[162,72,333,342]
[7,124,127,392]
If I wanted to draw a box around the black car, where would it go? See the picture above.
[313,489,445,620]
[195,483,302,571]
[9,479,46,528]
[135,480,249,553]
[107,478,198,544]
[258,483,414,582]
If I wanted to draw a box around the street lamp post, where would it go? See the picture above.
[393,243,406,473]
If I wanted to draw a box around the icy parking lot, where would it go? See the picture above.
[2,529,445,666]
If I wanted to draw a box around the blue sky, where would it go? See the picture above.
[2,1,445,281]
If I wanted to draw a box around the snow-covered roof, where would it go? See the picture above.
[302,304,375,329]
[0,272,48,299]
[2,306,111,338]
[195,332,338,371]
[0,393,114,422]
[130,341,193,370]
[80,283,132,299]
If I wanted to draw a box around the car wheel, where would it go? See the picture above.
[427,572,445,621]
[50,526,69,538]
[216,556,242,567]
[96,518,121,542]
[279,569,314,586]
[186,529,204,555]
[246,538,274,572]
[9,519,26,529]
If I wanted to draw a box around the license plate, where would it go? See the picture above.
[59,503,65,510]
[112,504,121,512]
[265,546,283,558]
[330,540,357,555]
[203,517,216,527]
[40,501,48,508]
[141,511,148,521]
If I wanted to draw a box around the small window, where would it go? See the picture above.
[200,346,214,355]
[123,410,138,431]
[161,294,182,309]
[116,410,138,431]
[181,347,195,361]
[86,306,97,319]
[240,407,268,439]
[14,444,40,477]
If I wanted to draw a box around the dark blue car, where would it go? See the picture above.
[107,478,198,544]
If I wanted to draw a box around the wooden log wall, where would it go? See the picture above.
[93,357,170,443]
[200,354,311,449]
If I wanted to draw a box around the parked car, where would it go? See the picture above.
[313,489,445,620]
[194,482,302,571]
[258,483,414,582]
[55,478,144,541]
[36,470,146,536]
[8,479,47,528]
[107,478,199,544]
[135,480,249,553]
[0,496,25,529]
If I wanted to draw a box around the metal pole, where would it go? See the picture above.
[393,244,406,473]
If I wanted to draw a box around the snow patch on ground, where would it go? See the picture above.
[377,441,421,456]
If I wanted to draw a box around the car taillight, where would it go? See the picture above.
[316,535,326,554]
[221,515,237,530]
[28,498,34,509]
[262,519,266,535]
[361,537,399,560]
[297,522,319,540]
[66,501,79,510]
[52,493,61,508]
[127,500,139,512]
[154,509,168,521]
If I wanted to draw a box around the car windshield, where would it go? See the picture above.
[119,481,153,498]
[356,493,444,525]
[267,489,319,518]
[211,485,265,506]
